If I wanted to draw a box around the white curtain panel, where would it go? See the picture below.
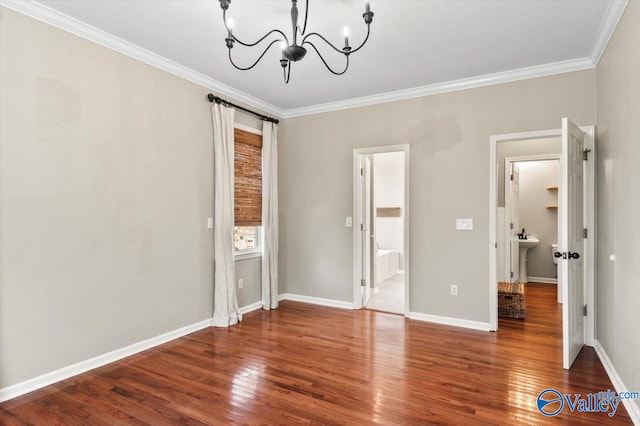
[261,121,279,310]
[211,104,242,327]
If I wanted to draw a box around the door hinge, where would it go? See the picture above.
[510,222,514,230]
[360,167,365,176]
[510,271,514,278]
[583,149,591,161]
[495,242,498,249]
[583,228,588,238]
[361,279,366,287]
[510,174,514,181]
[360,223,365,231]
[583,304,588,316]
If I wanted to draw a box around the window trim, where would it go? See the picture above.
[234,226,262,260]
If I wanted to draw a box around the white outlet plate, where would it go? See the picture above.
[238,278,243,289]
[451,285,458,296]
[207,218,213,229]
[456,218,473,230]
[346,216,353,227]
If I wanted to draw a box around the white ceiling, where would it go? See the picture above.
[19,1,624,114]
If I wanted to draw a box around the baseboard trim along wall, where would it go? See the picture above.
[408,312,492,332]
[527,276,558,284]
[594,341,640,425]
[239,301,264,315]
[278,293,354,310]
[0,297,347,403]
[0,318,213,403]
[277,294,491,332]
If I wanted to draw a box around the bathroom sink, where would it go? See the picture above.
[518,236,539,283]
[519,236,539,249]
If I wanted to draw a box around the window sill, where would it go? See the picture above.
[234,251,262,261]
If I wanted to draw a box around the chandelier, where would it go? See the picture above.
[218,0,374,83]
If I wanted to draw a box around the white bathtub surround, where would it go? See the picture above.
[376,249,401,284]
[373,152,405,268]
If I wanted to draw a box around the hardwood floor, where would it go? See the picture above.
[0,283,632,425]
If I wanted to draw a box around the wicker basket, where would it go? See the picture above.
[498,282,525,319]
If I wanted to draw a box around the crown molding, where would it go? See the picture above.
[282,57,595,118]
[0,0,285,118]
[1,0,627,120]
[589,0,629,66]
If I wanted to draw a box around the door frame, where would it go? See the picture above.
[353,144,410,315]
[488,126,595,346]
[504,154,561,289]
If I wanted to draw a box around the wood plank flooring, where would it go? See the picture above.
[0,283,632,425]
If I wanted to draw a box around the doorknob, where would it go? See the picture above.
[554,251,563,258]
[568,252,580,259]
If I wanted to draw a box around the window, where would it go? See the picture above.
[234,225,260,250]
[233,127,262,257]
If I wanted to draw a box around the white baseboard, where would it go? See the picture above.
[0,317,213,403]
[278,293,354,310]
[239,301,264,315]
[593,341,640,425]
[527,276,557,284]
[408,312,491,332]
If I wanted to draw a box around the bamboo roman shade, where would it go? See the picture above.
[234,128,262,226]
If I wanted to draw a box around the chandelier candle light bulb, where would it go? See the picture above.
[218,0,374,83]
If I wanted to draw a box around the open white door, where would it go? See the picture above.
[561,117,585,369]
[508,163,520,284]
[359,156,372,307]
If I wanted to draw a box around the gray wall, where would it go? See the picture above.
[0,7,262,388]
[596,0,640,415]
[279,70,596,321]
[235,257,262,308]
[517,160,559,280]
[497,137,561,207]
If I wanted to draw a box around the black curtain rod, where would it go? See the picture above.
[207,93,279,124]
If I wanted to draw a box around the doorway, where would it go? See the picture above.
[353,145,410,315]
[502,155,561,295]
[489,121,596,369]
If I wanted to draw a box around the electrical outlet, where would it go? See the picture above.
[238,278,244,289]
[207,218,213,229]
[450,284,458,296]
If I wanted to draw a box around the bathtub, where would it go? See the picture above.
[376,249,400,284]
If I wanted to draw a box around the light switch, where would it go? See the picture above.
[207,218,213,229]
[346,216,353,227]
[456,218,473,230]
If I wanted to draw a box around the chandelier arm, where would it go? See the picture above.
[223,10,289,47]
[346,24,371,55]
[301,32,344,54]
[304,41,350,75]
[228,39,284,71]
[301,23,370,55]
